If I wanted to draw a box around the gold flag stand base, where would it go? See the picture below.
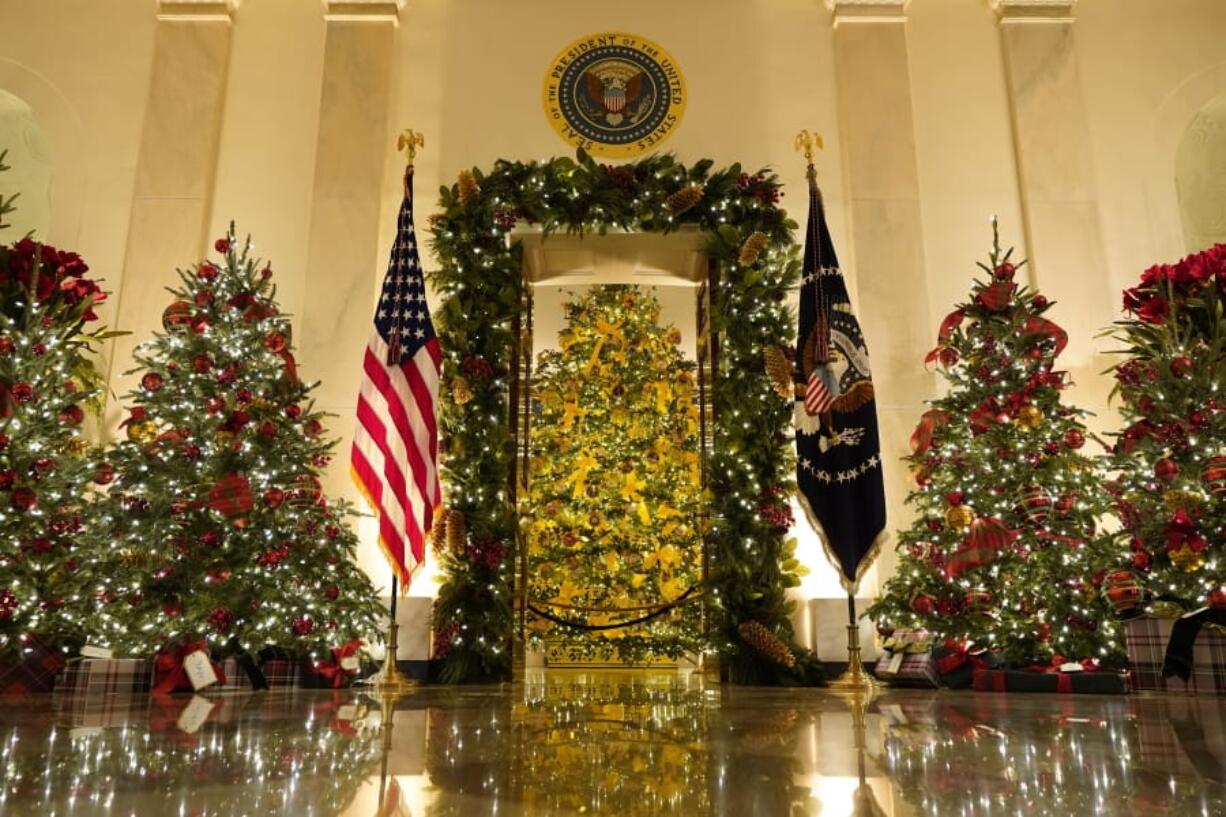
[829,595,878,696]
[369,620,418,697]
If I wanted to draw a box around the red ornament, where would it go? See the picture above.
[1032,295,1048,308]
[10,487,36,511]
[1209,589,1226,611]
[93,463,115,485]
[264,332,287,353]
[910,593,935,616]
[1037,622,1052,642]
[193,354,214,373]
[194,289,214,308]
[236,388,253,404]
[304,419,324,437]
[141,372,164,392]
[162,301,193,333]
[1017,485,1053,525]
[9,382,33,403]
[208,473,253,519]
[263,488,285,509]
[162,601,182,618]
[994,261,1016,280]
[208,607,233,633]
[184,444,201,460]
[286,404,302,419]
[214,237,231,254]
[206,397,225,414]
[207,565,232,585]
[258,421,278,439]
[1055,494,1076,515]
[58,405,84,426]
[0,469,14,490]
[292,616,315,636]
[0,433,8,449]
[1203,456,1226,497]
[324,585,339,601]
[32,457,57,476]
[1104,570,1145,614]
[1155,458,1180,482]
[197,262,218,282]
[1131,550,1152,571]
[260,266,272,279]
[0,336,11,355]
[1171,356,1194,378]
[945,491,964,507]
[1062,429,1085,450]
[190,314,210,335]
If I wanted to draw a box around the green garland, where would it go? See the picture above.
[427,150,815,684]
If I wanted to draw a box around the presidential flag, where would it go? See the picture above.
[351,166,441,588]
[794,170,887,593]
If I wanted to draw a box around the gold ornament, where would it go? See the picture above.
[126,420,158,444]
[945,504,975,531]
[737,620,796,669]
[457,170,480,206]
[665,184,703,216]
[1162,490,1202,514]
[1169,544,1207,573]
[763,345,794,400]
[1014,405,1043,431]
[60,437,90,457]
[452,375,473,405]
[445,509,466,553]
[738,231,769,266]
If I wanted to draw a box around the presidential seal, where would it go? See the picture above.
[543,32,686,158]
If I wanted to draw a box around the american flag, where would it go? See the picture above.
[351,167,440,588]
[805,366,835,415]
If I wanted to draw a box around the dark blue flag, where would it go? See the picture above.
[794,171,887,593]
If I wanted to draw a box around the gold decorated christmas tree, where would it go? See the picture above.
[526,285,704,663]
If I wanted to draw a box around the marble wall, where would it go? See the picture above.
[2,0,1226,661]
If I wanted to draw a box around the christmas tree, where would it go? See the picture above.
[87,226,382,662]
[524,285,704,662]
[0,150,113,654]
[1106,243,1226,612]
[866,222,1124,667]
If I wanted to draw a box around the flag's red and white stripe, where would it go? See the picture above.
[351,333,440,585]
[805,369,834,415]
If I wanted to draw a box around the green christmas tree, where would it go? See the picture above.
[867,223,1124,667]
[525,285,704,662]
[0,150,113,654]
[87,226,382,662]
[1106,243,1226,612]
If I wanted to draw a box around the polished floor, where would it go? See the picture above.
[2,670,1225,816]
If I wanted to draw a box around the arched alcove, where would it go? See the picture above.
[1176,93,1226,253]
[0,88,54,238]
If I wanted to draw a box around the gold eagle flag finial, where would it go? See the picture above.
[794,129,824,185]
[397,129,425,167]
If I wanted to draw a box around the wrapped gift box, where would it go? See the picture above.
[57,658,153,696]
[213,657,300,690]
[1125,616,1226,695]
[0,638,66,695]
[875,630,939,688]
[972,667,1127,694]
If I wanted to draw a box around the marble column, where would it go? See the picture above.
[300,0,402,499]
[991,0,1113,418]
[107,0,237,429]
[827,0,933,596]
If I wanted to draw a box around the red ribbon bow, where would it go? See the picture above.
[924,309,966,365]
[311,640,365,689]
[153,640,225,693]
[910,409,952,456]
[935,639,985,675]
[1022,315,1068,357]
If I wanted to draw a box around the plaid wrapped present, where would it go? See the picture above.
[875,630,939,688]
[0,638,65,695]
[57,658,153,696]
[972,667,1127,694]
[1125,616,1226,695]
[260,659,300,688]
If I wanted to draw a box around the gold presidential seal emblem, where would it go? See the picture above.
[543,32,686,158]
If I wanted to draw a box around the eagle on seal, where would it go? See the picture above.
[583,69,645,122]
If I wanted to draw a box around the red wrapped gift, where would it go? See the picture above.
[0,637,66,695]
[972,660,1126,694]
[153,641,225,693]
[301,640,364,689]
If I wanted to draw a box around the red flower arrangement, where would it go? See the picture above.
[0,237,107,322]
[1122,243,1226,325]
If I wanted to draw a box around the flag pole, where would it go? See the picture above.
[794,129,877,695]
[368,128,427,698]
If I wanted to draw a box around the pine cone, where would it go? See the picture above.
[431,510,450,552]
[445,510,467,554]
[452,375,473,405]
[739,231,769,266]
[458,170,480,206]
[764,345,794,400]
[738,620,796,668]
[666,184,704,216]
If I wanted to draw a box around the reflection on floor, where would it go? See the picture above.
[1,670,1224,816]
